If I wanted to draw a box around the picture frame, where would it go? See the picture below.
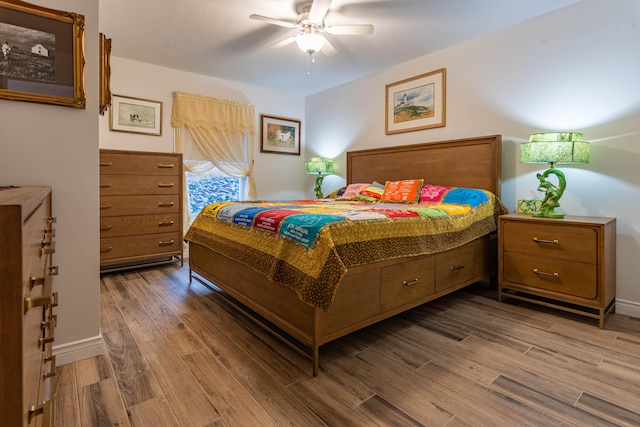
[385,68,446,135]
[260,114,301,155]
[99,33,112,116]
[110,94,162,136]
[0,0,86,108]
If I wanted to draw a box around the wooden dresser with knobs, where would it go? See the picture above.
[0,186,58,426]
[498,213,616,328]
[99,149,183,272]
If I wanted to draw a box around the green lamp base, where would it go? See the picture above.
[314,175,325,199]
[532,165,566,218]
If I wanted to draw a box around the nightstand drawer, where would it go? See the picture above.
[381,256,435,311]
[503,252,597,299]
[502,221,597,263]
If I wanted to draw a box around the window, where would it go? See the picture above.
[186,167,244,219]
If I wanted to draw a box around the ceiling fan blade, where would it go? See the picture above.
[321,39,337,56]
[250,14,297,29]
[269,36,297,49]
[325,24,374,35]
[308,0,331,23]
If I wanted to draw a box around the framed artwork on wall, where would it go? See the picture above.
[110,94,162,136]
[260,114,301,155]
[99,33,112,115]
[385,68,446,135]
[0,0,86,108]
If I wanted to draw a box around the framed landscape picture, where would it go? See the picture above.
[0,0,86,108]
[385,68,446,135]
[260,114,301,155]
[110,94,162,136]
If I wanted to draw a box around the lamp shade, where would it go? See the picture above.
[305,157,335,175]
[520,132,590,165]
[296,33,325,54]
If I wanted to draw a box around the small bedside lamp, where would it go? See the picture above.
[305,157,335,198]
[520,132,590,218]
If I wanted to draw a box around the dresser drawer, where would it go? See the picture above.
[100,232,182,261]
[100,152,180,176]
[502,221,597,263]
[100,214,181,237]
[435,246,475,292]
[100,175,180,196]
[381,255,435,311]
[503,252,597,299]
[100,195,180,217]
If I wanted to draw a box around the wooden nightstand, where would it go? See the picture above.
[498,213,616,328]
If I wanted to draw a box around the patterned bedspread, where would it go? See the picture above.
[184,188,509,311]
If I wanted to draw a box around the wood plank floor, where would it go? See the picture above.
[53,263,640,426]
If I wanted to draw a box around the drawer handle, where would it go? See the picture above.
[533,268,559,278]
[159,221,175,226]
[158,183,175,188]
[158,202,175,207]
[533,237,559,245]
[99,162,113,167]
[43,355,57,380]
[100,183,112,188]
[100,225,113,231]
[24,292,57,314]
[159,239,175,246]
[100,205,112,209]
[47,217,57,225]
[28,399,54,426]
[158,163,175,168]
[402,278,420,287]
[101,246,113,253]
[450,265,465,271]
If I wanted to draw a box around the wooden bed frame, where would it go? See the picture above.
[188,134,502,375]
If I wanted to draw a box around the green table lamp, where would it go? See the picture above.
[520,132,590,218]
[305,157,335,198]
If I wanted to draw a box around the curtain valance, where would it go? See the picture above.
[171,91,255,134]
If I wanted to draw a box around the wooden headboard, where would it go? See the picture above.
[346,135,502,197]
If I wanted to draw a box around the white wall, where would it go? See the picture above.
[306,0,640,315]
[0,0,102,364]
[99,57,308,201]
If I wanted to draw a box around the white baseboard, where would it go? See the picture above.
[53,335,104,366]
[615,298,640,319]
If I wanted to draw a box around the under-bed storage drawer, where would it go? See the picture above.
[381,255,436,311]
[435,246,475,292]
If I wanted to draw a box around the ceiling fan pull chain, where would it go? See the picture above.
[307,54,312,76]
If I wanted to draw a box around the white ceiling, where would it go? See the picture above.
[99,0,583,96]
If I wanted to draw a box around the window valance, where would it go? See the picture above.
[171,91,255,134]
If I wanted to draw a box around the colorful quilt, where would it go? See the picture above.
[184,188,509,311]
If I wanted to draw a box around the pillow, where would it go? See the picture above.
[337,183,370,200]
[355,181,385,202]
[326,186,346,198]
[381,179,424,203]
[419,184,452,202]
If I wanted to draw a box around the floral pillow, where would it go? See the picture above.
[355,182,385,202]
[419,184,452,202]
[381,179,424,203]
[337,183,370,200]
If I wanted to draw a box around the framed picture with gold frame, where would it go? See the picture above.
[99,33,111,115]
[385,68,446,135]
[0,0,86,108]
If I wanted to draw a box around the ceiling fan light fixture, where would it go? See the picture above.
[296,32,325,54]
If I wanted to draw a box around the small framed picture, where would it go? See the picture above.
[0,0,86,108]
[110,94,162,136]
[260,114,301,155]
[385,68,446,135]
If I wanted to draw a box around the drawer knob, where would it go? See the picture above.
[100,205,112,210]
[100,225,113,231]
[450,265,465,271]
[100,183,113,188]
[533,268,559,278]
[533,237,559,245]
[158,202,175,207]
[159,221,175,226]
[101,246,113,253]
[158,163,175,168]
[99,162,113,167]
[402,278,420,287]
[158,183,175,188]
[159,239,175,246]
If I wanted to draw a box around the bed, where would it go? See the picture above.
[186,135,506,375]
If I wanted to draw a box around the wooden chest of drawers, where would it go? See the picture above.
[100,149,183,272]
[498,213,616,328]
[0,186,58,426]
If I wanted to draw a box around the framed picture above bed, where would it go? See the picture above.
[260,114,301,155]
[0,0,86,108]
[110,94,162,136]
[385,68,446,135]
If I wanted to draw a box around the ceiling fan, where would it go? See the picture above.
[249,0,374,57]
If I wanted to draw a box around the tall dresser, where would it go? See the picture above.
[0,186,58,426]
[99,149,183,272]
